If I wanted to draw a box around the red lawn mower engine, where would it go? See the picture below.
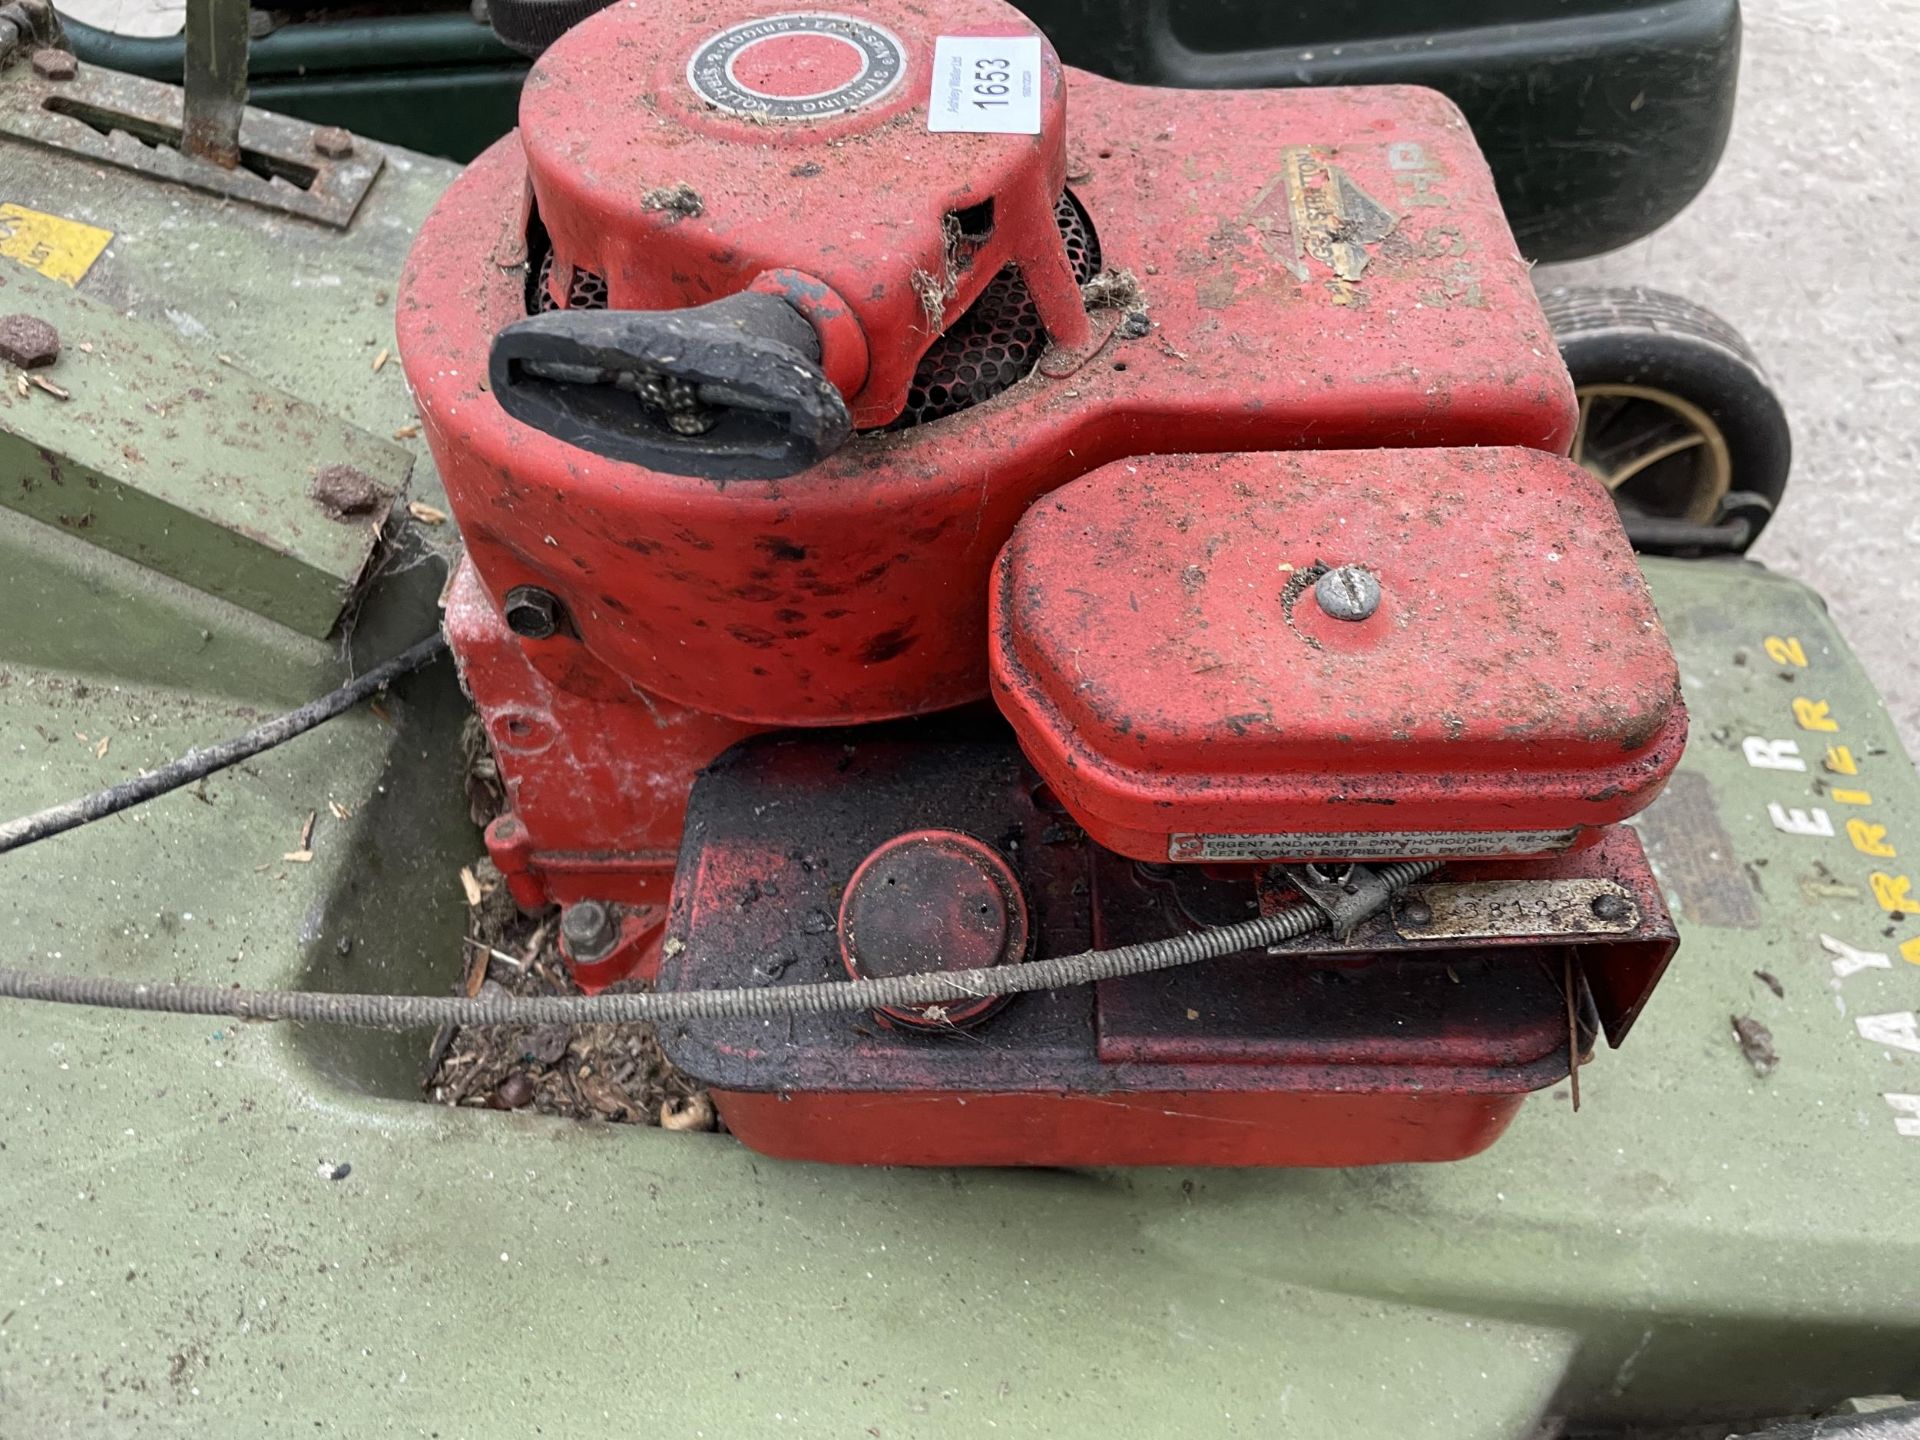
[398,0,1687,1167]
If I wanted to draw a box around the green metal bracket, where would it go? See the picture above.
[0,260,412,637]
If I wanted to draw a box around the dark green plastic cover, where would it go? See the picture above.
[64,0,1739,258]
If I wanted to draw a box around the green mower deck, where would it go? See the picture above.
[2,66,1917,1439]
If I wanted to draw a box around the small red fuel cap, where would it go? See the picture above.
[838,829,1030,1031]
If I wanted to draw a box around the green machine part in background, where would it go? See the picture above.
[63,8,524,160]
[63,0,1741,260]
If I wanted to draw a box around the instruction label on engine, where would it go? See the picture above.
[1169,829,1581,862]
[927,36,1041,135]
[1240,150,1399,284]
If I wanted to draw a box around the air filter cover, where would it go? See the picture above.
[990,447,1687,863]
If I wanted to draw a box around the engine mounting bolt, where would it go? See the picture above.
[1590,892,1631,922]
[311,125,356,159]
[561,900,618,962]
[1314,565,1381,622]
[0,312,59,368]
[1400,898,1433,927]
[503,585,563,640]
[30,47,76,80]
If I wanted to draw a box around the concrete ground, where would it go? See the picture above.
[1547,1,1920,755]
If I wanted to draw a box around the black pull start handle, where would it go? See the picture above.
[488,291,854,480]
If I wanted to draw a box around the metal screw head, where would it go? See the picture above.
[503,586,563,640]
[1314,565,1382,622]
[29,46,75,80]
[311,126,356,160]
[1400,898,1434,927]
[560,900,618,961]
[1590,892,1631,922]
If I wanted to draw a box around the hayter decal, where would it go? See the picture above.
[1740,630,1920,1139]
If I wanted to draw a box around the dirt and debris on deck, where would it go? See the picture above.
[1731,1014,1779,1078]
[423,720,713,1130]
[639,182,704,220]
[310,462,392,521]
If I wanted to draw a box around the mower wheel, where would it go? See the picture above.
[1539,284,1791,554]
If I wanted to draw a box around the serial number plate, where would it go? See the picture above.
[927,35,1041,135]
[1168,829,1582,862]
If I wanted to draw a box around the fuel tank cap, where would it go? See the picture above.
[837,828,1030,1030]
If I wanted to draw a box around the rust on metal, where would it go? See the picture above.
[0,65,384,227]
[28,46,75,81]
[310,125,355,160]
[1392,880,1642,940]
[181,0,248,170]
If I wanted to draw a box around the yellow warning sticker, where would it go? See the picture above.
[0,203,113,286]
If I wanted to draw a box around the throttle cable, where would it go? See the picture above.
[0,862,1438,1029]
[0,626,1435,1028]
